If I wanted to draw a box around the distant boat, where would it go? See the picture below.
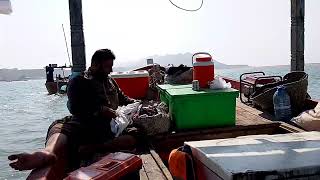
[45,64,71,95]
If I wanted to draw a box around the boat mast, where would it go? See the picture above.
[291,0,305,71]
[68,0,86,73]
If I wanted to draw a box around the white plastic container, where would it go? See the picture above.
[185,132,320,180]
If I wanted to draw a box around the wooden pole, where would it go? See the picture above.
[291,0,305,71]
[68,0,86,72]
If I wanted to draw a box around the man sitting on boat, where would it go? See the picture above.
[8,49,139,171]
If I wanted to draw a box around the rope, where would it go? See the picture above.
[62,24,72,67]
[168,0,204,12]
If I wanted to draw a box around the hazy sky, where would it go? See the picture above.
[0,0,319,69]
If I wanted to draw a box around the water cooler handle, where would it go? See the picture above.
[192,52,212,64]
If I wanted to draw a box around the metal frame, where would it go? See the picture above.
[240,72,282,104]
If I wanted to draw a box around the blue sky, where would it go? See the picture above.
[0,0,319,69]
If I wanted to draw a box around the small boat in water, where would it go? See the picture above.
[45,64,71,95]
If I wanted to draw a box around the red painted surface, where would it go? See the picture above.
[195,57,212,62]
[193,65,214,88]
[65,153,142,180]
[113,76,149,99]
[222,77,240,90]
[244,76,277,85]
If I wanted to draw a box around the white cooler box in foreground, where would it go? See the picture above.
[185,132,320,180]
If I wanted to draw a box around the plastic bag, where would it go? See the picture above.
[120,102,141,121]
[209,77,231,90]
[0,0,12,15]
[110,102,141,137]
[110,113,129,137]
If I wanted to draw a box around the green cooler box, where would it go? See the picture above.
[162,87,239,129]
[157,84,192,105]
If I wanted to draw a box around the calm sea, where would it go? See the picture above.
[0,64,319,179]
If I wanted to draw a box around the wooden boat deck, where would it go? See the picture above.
[235,99,303,133]
[139,150,173,180]
[236,99,275,125]
[151,99,301,144]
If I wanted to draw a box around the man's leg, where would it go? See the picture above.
[8,133,68,171]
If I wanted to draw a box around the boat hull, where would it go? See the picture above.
[45,82,57,94]
[45,81,68,95]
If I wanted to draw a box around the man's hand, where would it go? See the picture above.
[101,106,118,119]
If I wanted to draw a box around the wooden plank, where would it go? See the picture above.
[236,99,275,121]
[237,110,268,125]
[236,100,265,116]
[139,164,149,180]
[150,150,173,180]
[154,123,279,142]
[140,154,166,180]
[236,109,270,125]
[280,122,305,133]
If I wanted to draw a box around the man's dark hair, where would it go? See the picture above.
[91,49,115,66]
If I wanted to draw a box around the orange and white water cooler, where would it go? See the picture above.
[192,52,215,88]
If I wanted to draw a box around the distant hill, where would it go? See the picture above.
[0,68,73,82]
[0,53,249,81]
[114,52,249,71]
[0,68,45,82]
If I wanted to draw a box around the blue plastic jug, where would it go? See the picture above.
[273,86,292,121]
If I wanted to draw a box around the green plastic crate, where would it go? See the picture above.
[164,87,239,129]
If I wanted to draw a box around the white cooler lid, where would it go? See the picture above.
[193,61,214,67]
[185,132,320,180]
[110,70,149,78]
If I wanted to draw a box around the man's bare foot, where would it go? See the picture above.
[8,150,57,171]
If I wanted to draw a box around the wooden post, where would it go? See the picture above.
[291,0,305,71]
[69,0,86,72]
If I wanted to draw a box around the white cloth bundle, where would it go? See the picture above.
[291,103,320,131]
